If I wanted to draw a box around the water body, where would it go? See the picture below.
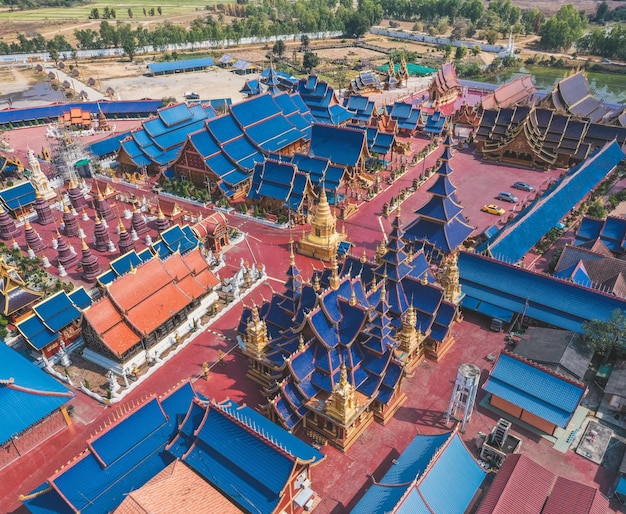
[494,65,626,106]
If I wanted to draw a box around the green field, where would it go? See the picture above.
[0,0,220,21]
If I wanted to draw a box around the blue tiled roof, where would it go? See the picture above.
[417,434,485,512]
[148,57,214,74]
[483,142,625,262]
[0,180,36,210]
[309,124,366,167]
[485,352,585,428]
[25,382,197,514]
[68,287,92,309]
[352,432,484,514]
[0,342,73,445]
[33,291,81,332]
[16,314,58,350]
[459,249,626,333]
[87,131,131,157]
[183,400,322,514]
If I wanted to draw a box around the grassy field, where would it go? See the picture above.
[0,0,219,21]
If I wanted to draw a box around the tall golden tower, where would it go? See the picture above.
[439,250,462,304]
[325,363,359,425]
[395,304,426,371]
[243,305,270,357]
[298,188,346,261]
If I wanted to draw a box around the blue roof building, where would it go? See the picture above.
[117,102,217,174]
[479,141,625,263]
[404,133,473,257]
[484,351,586,434]
[0,342,73,448]
[0,180,37,212]
[385,102,422,133]
[0,100,163,129]
[575,214,626,252]
[458,250,626,331]
[23,381,323,514]
[344,95,376,124]
[297,75,353,125]
[423,110,447,135]
[16,288,92,354]
[308,124,368,172]
[238,210,460,450]
[352,431,486,513]
[260,67,299,92]
[147,57,214,75]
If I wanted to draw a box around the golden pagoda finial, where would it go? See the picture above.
[289,239,295,266]
[421,272,428,285]
[94,213,101,224]
[81,237,89,251]
[63,202,70,213]
[298,333,305,352]
[349,287,357,306]
[339,362,348,387]
[24,217,31,229]
[69,176,77,189]
[118,218,126,232]
[313,273,320,291]
[360,248,367,264]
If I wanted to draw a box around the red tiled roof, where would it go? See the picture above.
[101,322,141,357]
[84,297,124,333]
[114,460,242,514]
[543,476,609,514]
[476,454,556,514]
[108,259,172,312]
[126,282,190,335]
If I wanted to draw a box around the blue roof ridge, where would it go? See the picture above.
[499,350,586,390]
[211,399,301,461]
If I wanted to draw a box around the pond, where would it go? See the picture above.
[493,65,626,105]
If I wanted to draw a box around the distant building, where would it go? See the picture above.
[480,75,536,111]
[428,63,461,107]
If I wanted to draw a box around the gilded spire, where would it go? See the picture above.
[360,248,367,264]
[349,287,357,306]
[298,333,305,352]
[329,254,340,290]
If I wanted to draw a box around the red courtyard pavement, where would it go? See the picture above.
[0,131,621,513]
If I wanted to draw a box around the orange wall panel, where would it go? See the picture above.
[490,395,523,418]
[520,409,557,435]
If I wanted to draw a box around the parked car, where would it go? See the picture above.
[482,204,506,216]
[496,191,518,203]
[512,181,534,192]
[185,91,200,99]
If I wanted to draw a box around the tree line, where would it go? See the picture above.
[0,0,624,58]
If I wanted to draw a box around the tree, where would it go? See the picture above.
[343,11,371,38]
[539,4,587,51]
[300,34,309,50]
[302,51,319,71]
[455,45,468,59]
[157,6,162,15]
[582,309,626,356]
[471,45,481,56]
[89,7,99,19]
[272,39,286,56]
[484,29,499,45]
[128,8,133,18]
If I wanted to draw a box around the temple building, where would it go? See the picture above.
[81,247,219,371]
[26,149,56,201]
[348,71,383,96]
[0,258,42,319]
[23,381,324,514]
[384,102,422,134]
[403,133,473,258]
[344,95,377,125]
[16,287,92,358]
[480,75,537,111]
[58,106,92,130]
[237,210,460,450]
[539,70,620,124]
[0,343,74,471]
[191,211,229,253]
[298,187,347,261]
[0,180,37,218]
[428,63,461,107]
[171,93,310,199]
[117,102,217,176]
[297,75,353,125]
[475,106,626,170]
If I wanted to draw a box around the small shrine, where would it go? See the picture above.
[0,203,20,240]
[117,220,135,256]
[191,211,229,252]
[428,63,461,107]
[34,192,54,225]
[66,178,88,211]
[59,107,92,131]
[130,206,148,236]
[394,304,425,372]
[55,232,79,269]
[154,207,170,233]
[61,203,79,238]
[24,219,46,252]
[92,215,109,252]
[79,238,101,282]
[27,149,56,201]
[93,191,115,221]
[298,188,347,262]
[438,250,463,305]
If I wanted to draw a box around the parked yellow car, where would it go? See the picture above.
[482,204,505,216]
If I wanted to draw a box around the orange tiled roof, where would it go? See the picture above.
[162,252,191,281]
[176,275,207,300]
[84,297,123,333]
[114,460,242,514]
[182,248,212,275]
[195,268,220,289]
[126,282,190,335]
[101,321,141,356]
[108,259,172,312]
